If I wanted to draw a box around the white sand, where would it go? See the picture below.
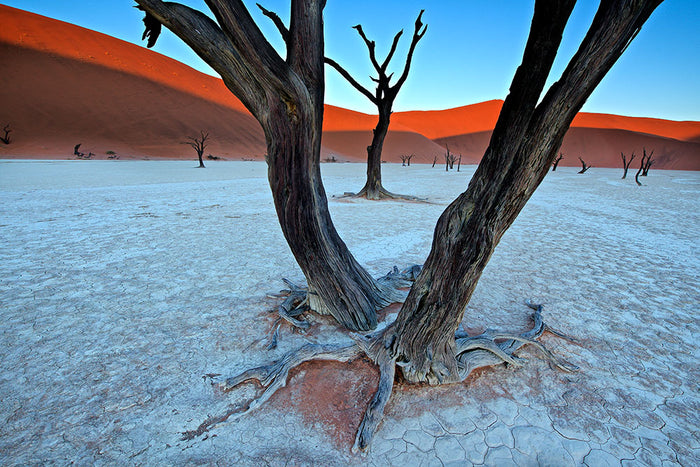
[1,160,698,465]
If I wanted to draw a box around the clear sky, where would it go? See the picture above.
[3,1,699,121]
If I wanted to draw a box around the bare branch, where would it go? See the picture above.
[256,3,289,45]
[380,29,404,73]
[352,24,382,72]
[324,57,378,104]
[390,9,427,94]
[135,5,162,48]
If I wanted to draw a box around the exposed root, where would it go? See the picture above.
[209,300,576,452]
[213,343,361,420]
[336,186,427,202]
[353,351,396,453]
[265,268,419,348]
[376,264,422,289]
[454,302,578,379]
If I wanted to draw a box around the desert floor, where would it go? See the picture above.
[1,160,698,465]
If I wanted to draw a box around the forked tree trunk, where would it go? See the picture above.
[135,0,399,331]
[381,0,661,384]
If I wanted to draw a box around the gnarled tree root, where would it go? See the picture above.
[210,302,576,452]
[264,267,421,348]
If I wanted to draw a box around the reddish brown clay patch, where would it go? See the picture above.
[268,357,380,449]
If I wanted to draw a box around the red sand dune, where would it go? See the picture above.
[1,5,698,169]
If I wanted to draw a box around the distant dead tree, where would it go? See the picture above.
[552,153,564,171]
[400,154,415,166]
[636,148,654,185]
[1,124,12,144]
[620,151,636,179]
[432,155,437,168]
[457,154,462,172]
[73,143,84,158]
[577,157,592,174]
[183,130,209,168]
[641,148,654,176]
[322,10,426,199]
[444,145,457,171]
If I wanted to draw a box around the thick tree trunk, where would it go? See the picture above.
[359,107,391,199]
[264,99,397,331]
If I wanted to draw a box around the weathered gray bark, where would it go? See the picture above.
[325,11,426,200]
[135,0,400,331]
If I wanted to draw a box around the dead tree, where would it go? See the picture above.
[577,156,592,173]
[621,151,636,178]
[136,0,662,451]
[400,154,415,166]
[457,154,462,172]
[136,0,401,332]
[552,153,564,171]
[73,143,84,158]
[183,130,209,168]
[636,148,655,185]
[444,145,457,171]
[1,124,11,144]
[323,10,427,200]
[641,148,654,176]
[432,155,437,168]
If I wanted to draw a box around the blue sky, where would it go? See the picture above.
[4,1,699,121]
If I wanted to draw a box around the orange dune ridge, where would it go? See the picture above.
[394,101,700,144]
[0,4,248,114]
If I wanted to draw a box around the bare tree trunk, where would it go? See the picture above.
[358,107,391,199]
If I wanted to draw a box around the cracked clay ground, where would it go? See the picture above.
[1,160,698,465]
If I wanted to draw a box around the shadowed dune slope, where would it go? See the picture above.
[1,5,698,168]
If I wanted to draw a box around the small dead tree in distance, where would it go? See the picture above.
[578,156,592,173]
[137,0,662,451]
[636,148,655,185]
[444,144,457,171]
[621,151,636,178]
[0,124,11,144]
[399,154,414,166]
[552,152,564,171]
[641,147,654,176]
[432,155,437,167]
[183,130,209,168]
